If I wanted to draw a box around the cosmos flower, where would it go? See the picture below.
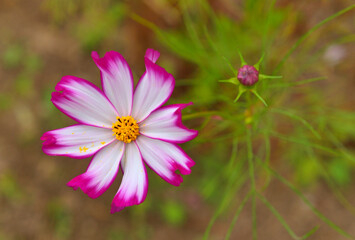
[41,49,198,213]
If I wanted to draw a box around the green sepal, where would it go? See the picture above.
[219,77,239,86]
[259,74,282,80]
[234,85,247,103]
[222,56,238,76]
[251,89,268,107]
[237,50,247,66]
[254,52,265,71]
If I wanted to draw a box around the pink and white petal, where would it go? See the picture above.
[140,103,198,143]
[67,141,125,198]
[138,136,195,175]
[41,125,115,159]
[131,58,175,122]
[145,48,160,63]
[136,136,183,186]
[52,76,118,127]
[110,143,148,213]
[92,51,134,116]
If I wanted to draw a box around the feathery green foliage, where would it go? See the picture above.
[132,0,355,238]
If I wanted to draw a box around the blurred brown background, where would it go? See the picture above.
[0,0,355,239]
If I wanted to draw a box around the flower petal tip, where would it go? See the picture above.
[185,101,194,107]
[170,174,184,186]
[67,181,79,191]
[143,57,174,83]
[110,195,143,214]
[41,132,56,145]
[192,129,199,139]
[91,51,100,60]
[110,205,125,214]
[145,48,160,63]
[178,158,195,175]
[67,175,103,199]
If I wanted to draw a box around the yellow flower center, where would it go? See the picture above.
[112,116,140,143]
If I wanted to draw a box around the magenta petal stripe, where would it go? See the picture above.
[131,58,175,122]
[41,124,115,159]
[111,143,148,213]
[52,76,118,127]
[92,51,134,116]
[67,141,125,198]
[140,103,198,143]
[136,136,183,186]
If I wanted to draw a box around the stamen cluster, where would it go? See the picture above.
[112,116,140,143]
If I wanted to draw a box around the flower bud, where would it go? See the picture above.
[237,65,259,86]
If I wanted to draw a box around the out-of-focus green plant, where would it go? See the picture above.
[0,172,24,201]
[2,44,24,69]
[161,200,187,226]
[132,0,355,238]
[42,0,78,24]
[2,43,43,98]
[42,0,126,51]
[73,3,126,51]
[0,93,12,111]
[47,199,72,239]
[107,229,128,240]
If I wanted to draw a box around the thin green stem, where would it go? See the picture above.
[304,138,355,217]
[270,108,321,139]
[203,27,237,76]
[257,192,301,240]
[225,139,239,176]
[274,4,355,73]
[203,173,248,240]
[262,0,277,52]
[267,130,339,156]
[224,191,252,240]
[203,140,246,240]
[257,159,353,239]
[247,129,255,187]
[261,133,272,192]
[180,0,203,49]
[246,127,257,240]
[268,77,326,89]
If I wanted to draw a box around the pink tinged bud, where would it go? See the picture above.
[237,65,259,86]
